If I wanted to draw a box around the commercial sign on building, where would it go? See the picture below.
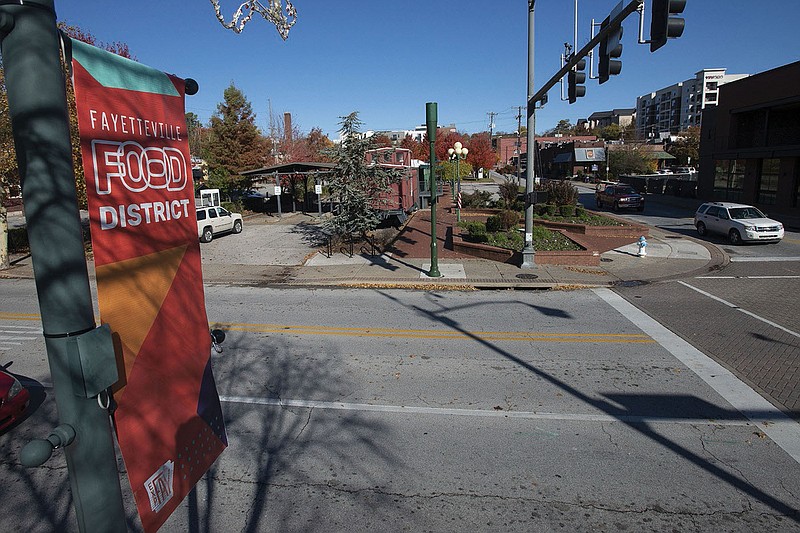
[70,39,226,533]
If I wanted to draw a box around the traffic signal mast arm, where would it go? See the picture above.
[527,0,642,118]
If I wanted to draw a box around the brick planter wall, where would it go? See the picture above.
[452,233,600,266]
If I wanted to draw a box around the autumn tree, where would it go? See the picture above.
[466,133,498,177]
[399,135,426,161]
[325,112,402,236]
[0,22,134,269]
[204,83,271,195]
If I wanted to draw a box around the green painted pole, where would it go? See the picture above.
[0,1,126,531]
[425,102,441,278]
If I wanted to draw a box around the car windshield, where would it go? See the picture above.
[729,207,766,220]
[617,186,636,195]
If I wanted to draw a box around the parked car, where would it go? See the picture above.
[196,206,243,243]
[0,369,30,432]
[595,184,645,211]
[694,202,784,244]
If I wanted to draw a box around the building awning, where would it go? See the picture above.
[574,148,606,162]
[647,151,676,160]
[553,152,573,163]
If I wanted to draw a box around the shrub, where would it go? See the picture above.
[222,201,243,213]
[534,203,548,216]
[461,190,492,208]
[486,214,502,233]
[498,178,520,207]
[8,227,29,253]
[545,204,558,216]
[575,204,586,217]
[559,204,576,217]
[542,179,578,206]
[499,209,519,230]
[461,221,488,243]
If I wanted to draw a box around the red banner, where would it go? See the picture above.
[71,39,226,532]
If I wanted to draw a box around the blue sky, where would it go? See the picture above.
[57,1,799,139]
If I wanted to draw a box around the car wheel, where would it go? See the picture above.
[728,228,742,244]
[596,198,602,208]
[201,227,213,243]
[637,203,644,212]
[613,201,620,211]
[696,221,706,236]
[233,220,243,234]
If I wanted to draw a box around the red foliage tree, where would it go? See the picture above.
[466,133,498,176]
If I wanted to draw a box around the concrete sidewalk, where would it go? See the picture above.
[292,208,725,289]
[0,206,726,290]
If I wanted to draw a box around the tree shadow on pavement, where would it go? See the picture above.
[374,289,800,523]
[178,327,404,533]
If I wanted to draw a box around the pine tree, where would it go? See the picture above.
[325,112,402,236]
[204,83,270,194]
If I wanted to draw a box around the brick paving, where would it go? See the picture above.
[616,280,800,417]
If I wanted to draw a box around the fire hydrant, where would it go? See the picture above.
[637,236,647,257]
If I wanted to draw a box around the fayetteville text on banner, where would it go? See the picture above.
[70,38,226,533]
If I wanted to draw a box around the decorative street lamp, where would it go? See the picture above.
[448,141,468,223]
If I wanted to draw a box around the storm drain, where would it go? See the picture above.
[516,274,539,280]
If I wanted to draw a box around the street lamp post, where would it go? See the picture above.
[447,142,468,223]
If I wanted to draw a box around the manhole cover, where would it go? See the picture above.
[664,235,682,239]
[600,258,613,262]
[516,274,539,280]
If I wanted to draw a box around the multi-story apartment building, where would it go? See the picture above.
[636,68,749,138]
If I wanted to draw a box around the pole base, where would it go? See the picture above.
[520,246,536,269]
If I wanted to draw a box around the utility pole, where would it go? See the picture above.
[488,111,496,141]
[521,0,536,268]
[0,1,126,531]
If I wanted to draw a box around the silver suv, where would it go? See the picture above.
[694,202,784,244]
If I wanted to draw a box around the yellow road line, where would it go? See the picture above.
[215,322,655,344]
[0,312,40,322]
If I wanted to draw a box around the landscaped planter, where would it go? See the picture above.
[452,233,600,266]
[451,208,645,266]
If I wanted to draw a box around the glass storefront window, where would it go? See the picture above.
[758,159,780,205]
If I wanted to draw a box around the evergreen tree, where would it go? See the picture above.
[204,83,270,195]
[325,112,402,236]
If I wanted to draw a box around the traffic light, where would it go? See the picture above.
[567,57,586,104]
[650,0,686,52]
[598,16,623,84]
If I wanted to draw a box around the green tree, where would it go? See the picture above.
[185,112,204,157]
[666,126,700,166]
[608,144,651,178]
[204,83,270,196]
[324,112,402,236]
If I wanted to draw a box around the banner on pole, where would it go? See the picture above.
[70,39,226,533]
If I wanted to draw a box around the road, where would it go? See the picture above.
[2,283,800,531]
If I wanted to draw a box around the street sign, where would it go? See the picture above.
[274,185,282,196]
[315,184,323,195]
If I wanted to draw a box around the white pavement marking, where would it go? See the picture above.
[219,396,751,427]
[677,280,800,340]
[730,256,800,262]
[700,276,800,279]
[420,263,466,279]
[595,287,800,465]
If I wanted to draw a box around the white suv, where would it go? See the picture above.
[196,206,243,243]
[694,202,784,244]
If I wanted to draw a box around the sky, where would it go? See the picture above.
[56,1,800,140]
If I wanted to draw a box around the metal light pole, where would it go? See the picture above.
[0,1,126,531]
[425,102,441,278]
[522,0,537,268]
[447,142,468,224]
